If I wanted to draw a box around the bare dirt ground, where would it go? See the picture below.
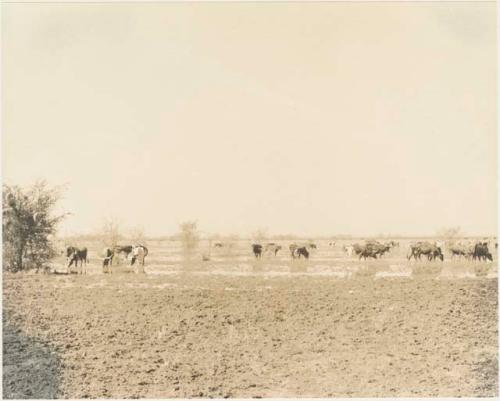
[3,270,498,398]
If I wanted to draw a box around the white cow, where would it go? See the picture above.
[265,243,282,256]
[343,245,354,258]
[131,245,148,273]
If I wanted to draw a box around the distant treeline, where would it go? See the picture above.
[58,233,495,243]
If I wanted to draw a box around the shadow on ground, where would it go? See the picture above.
[3,312,62,399]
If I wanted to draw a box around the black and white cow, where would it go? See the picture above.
[102,247,114,273]
[114,245,134,261]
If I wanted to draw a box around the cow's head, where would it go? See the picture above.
[437,248,444,261]
[66,247,75,258]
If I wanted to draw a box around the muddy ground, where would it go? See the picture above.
[3,272,498,398]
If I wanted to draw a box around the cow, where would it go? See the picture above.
[473,242,493,262]
[289,243,315,259]
[252,244,263,259]
[360,248,379,260]
[66,246,88,274]
[377,244,391,257]
[447,241,473,259]
[465,241,476,260]
[295,247,310,259]
[265,243,282,256]
[213,242,224,248]
[407,242,425,260]
[114,245,134,260]
[343,245,354,257]
[429,245,445,261]
[102,247,114,273]
[353,243,378,260]
[351,241,390,260]
[449,245,468,259]
[351,243,365,255]
[407,242,444,261]
[289,243,307,259]
[373,242,391,257]
[130,245,148,270]
[329,242,336,247]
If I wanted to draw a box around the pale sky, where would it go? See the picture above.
[2,2,497,237]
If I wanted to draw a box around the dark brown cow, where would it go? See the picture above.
[252,244,263,259]
[473,242,493,262]
[67,246,88,274]
[352,242,390,260]
[407,242,444,261]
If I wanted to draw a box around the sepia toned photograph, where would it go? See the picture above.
[2,1,498,398]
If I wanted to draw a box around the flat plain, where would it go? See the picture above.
[2,239,498,398]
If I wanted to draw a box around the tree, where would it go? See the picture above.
[179,221,199,255]
[251,227,268,242]
[2,181,67,272]
[99,217,122,248]
[129,226,147,246]
[436,226,463,239]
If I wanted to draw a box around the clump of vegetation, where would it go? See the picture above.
[179,221,199,257]
[2,181,67,272]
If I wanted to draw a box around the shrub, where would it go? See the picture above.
[2,181,66,272]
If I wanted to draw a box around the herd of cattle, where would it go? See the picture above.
[63,239,497,274]
[65,244,149,274]
[249,239,496,262]
[249,240,399,260]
